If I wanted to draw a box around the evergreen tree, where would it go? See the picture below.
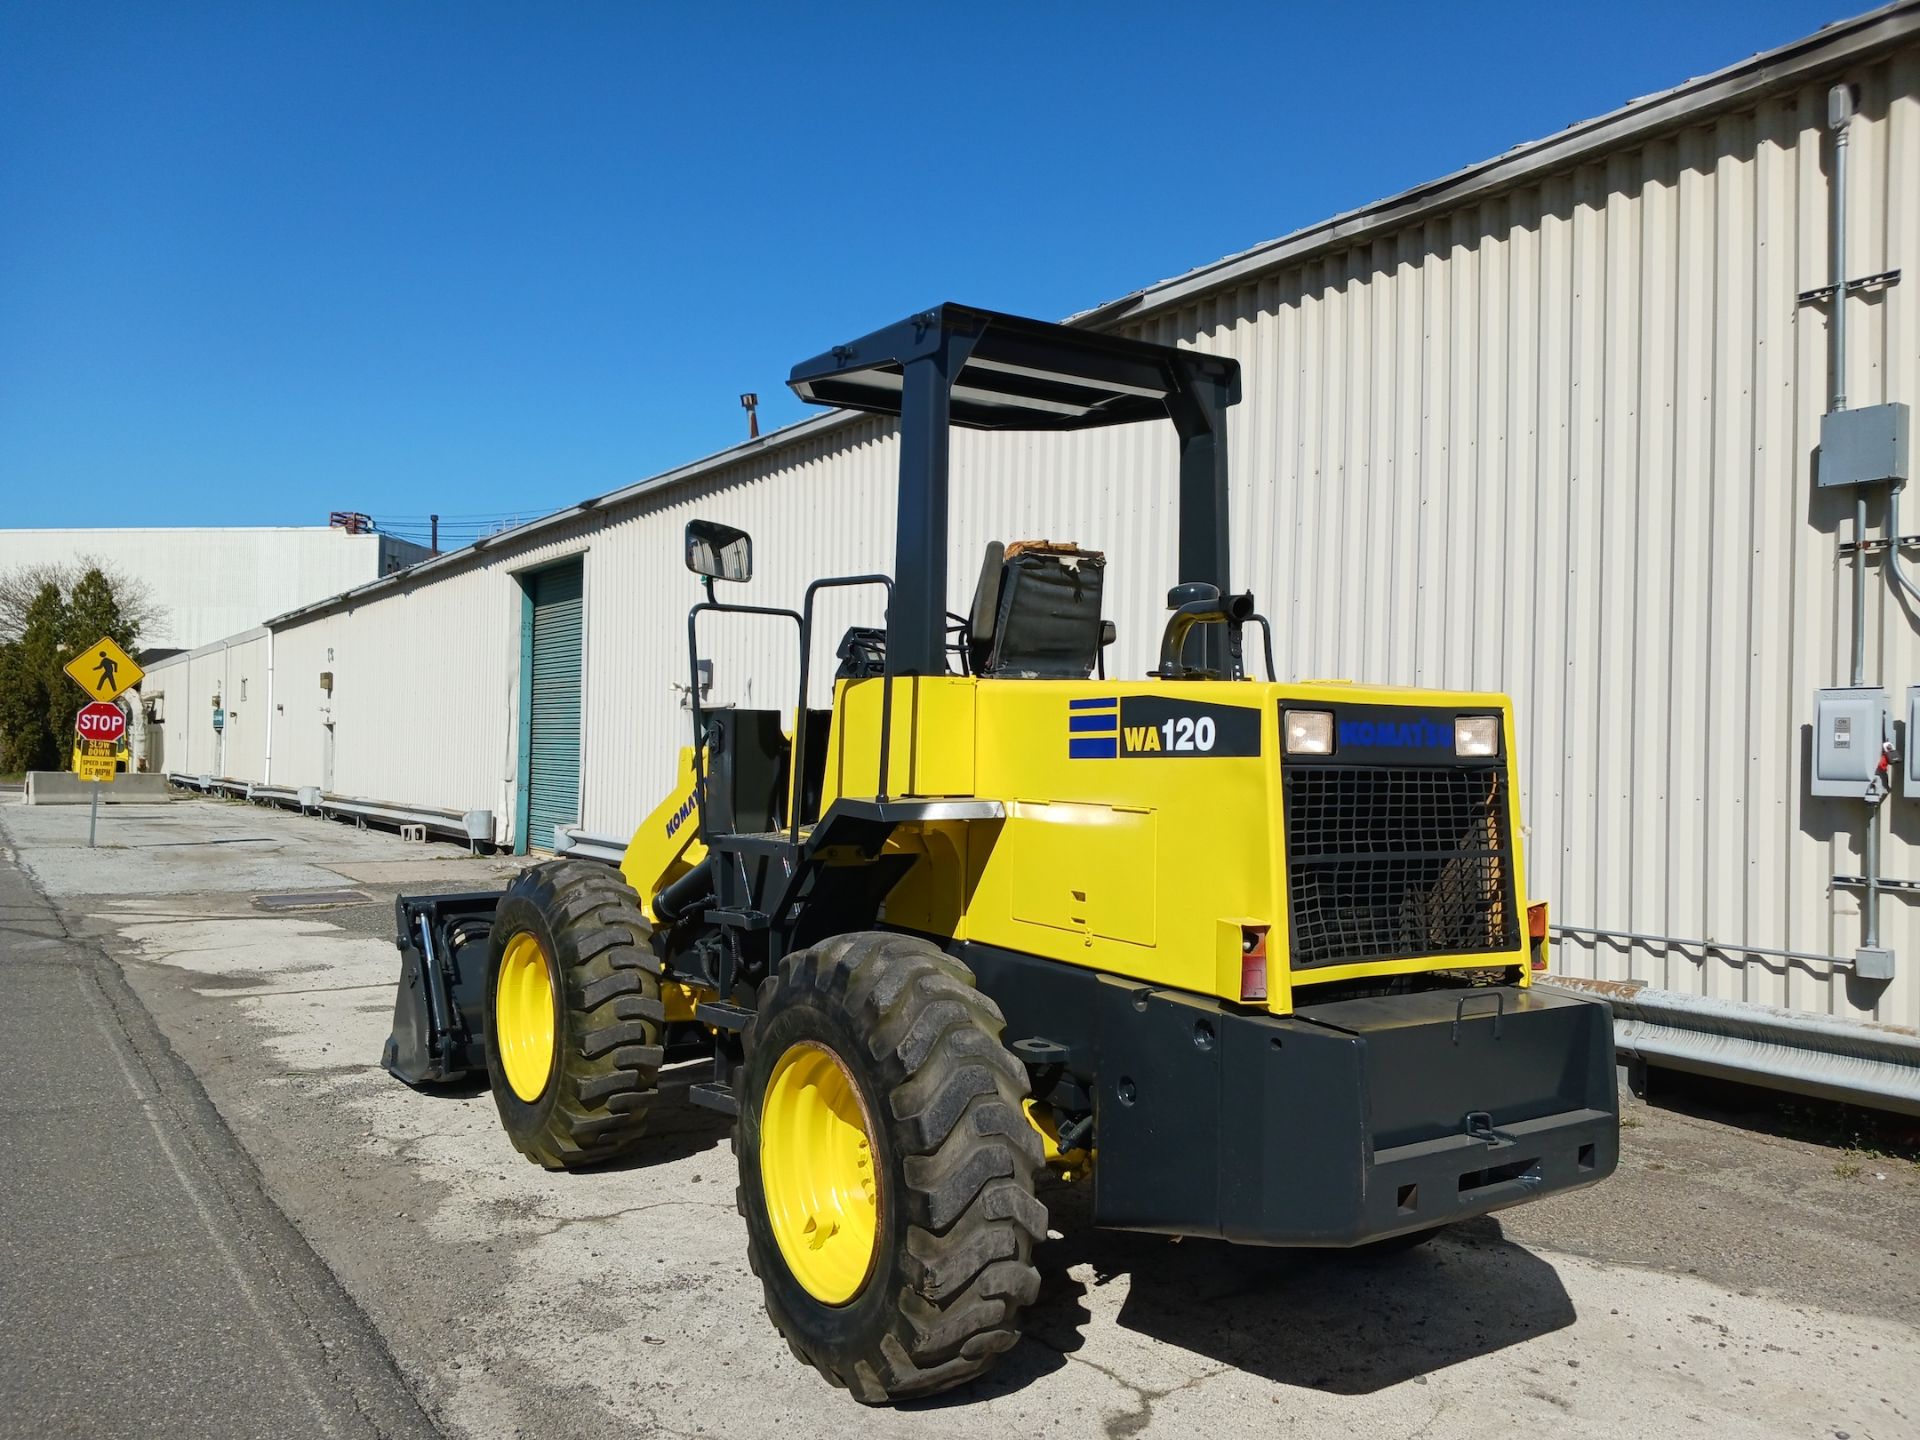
[0,584,65,772]
[0,571,140,773]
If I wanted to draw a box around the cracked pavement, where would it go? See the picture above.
[3,797,1917,1439]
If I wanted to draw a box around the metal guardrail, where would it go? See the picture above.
[1539,975,1920,1117]
[317,796,495,853]
[553,827,627,865]
[245,783,323,814]
[165,774,488,848]
[169,774,264,800]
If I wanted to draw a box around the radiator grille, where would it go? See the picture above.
[1283,765,1518,969]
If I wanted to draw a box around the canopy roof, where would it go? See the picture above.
[787,302,1240,432]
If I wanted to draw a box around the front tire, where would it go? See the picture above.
[482,860,663,1169]
[736,933,1047,1403]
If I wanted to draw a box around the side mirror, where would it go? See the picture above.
[685,519,752,583]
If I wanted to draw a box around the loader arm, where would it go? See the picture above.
[620,745,706,920]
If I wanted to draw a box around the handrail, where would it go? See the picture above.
[1246,613,1277,682]
[794,575,895,847]
[686,599,802,849]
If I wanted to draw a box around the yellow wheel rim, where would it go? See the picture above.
[760,1041,880,1305]
[495,931,556,1103]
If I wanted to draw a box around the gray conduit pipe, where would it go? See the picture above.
[1829,83,1884,952]
[1886,488,1920,611]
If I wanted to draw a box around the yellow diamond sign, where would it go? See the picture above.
[63,636,143,703]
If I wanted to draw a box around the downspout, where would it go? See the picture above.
[262,628,275,786]
[218,637,230,781]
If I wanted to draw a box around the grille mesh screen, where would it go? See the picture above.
[1283,766,1518,968]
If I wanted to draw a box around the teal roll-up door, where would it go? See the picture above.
[525,559,584,851]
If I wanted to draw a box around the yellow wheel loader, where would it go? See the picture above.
[384,304,1618,1403]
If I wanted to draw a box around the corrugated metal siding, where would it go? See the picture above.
[526,560,585,849]
[228,40,1920,1035]
[1106,54,1919,1034]
[136,631,271,780]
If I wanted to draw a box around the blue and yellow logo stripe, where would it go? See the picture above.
[1067,696,1118,759]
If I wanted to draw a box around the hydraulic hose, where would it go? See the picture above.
[653,863,715,926]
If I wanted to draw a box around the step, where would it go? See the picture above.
[694,1000,757,1032]
[688,1081,740,1118]
[703,907,771,931]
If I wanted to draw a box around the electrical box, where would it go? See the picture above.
[1856,946,1895,981]
[1812,686,1889,796]
[1817,402,1910,488]
[1905,686,1920,799]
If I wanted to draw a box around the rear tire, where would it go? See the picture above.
[482,860,663,1170]
[736,932,1047,1404]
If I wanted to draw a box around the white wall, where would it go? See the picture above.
[138,629,272,779]
[0,528,429,650]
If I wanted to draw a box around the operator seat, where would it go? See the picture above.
[966,539,1108,678]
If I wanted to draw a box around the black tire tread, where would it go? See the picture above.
[486,861,662,1170]
[738,932,1046,1404]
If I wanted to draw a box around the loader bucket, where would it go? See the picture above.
[383,891,502,1086]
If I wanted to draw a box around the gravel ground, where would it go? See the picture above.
[4,796,1917,1440]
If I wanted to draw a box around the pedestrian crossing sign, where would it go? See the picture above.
[63,636,143,703]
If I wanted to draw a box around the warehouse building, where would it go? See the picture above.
[0,522,430,651]
[142,4,1920,1097]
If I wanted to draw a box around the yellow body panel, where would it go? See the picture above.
[819,674,977,803]
[622,676,1534,1018]
[960,679,1273,998]
[859,676,1529,1013]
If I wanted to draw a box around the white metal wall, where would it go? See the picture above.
[1115,52,1920,1033]
[233,38,1920,1033]
[270,522,588,822]
[0,528,430,650]
[138,629,272,780]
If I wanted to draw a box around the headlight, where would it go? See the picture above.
[1455,715,1500,757]
[1283,709,1334,755]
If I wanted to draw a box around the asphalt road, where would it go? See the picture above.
[3,796,1918,1439]
[0,814,440,1440]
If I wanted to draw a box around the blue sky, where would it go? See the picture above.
[1,1,1854,544]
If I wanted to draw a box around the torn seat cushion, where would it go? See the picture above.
[985,542,1106,679]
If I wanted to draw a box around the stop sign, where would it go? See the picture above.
[76,701,127,744]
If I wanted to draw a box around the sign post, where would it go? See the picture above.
[63,638,141,849]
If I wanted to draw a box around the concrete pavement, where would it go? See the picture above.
[0,807,441,1440]
[2,796,1917,1439]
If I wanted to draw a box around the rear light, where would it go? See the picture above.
[1527,902,1550,971]
[1240,925,1269,1001]
[1283,709,1334,755]
[1455,714,1500,757]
